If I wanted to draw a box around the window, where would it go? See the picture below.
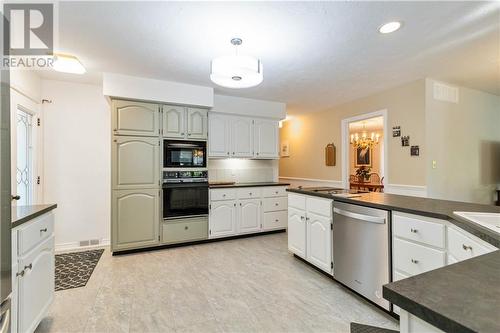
[15,108,33,206]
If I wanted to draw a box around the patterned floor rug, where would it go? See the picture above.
[55,249,104,291]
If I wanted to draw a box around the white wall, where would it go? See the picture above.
[10,70,41,102]
[41,80,110,250]
[425,79,500,204]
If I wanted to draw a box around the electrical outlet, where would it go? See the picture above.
[432,160,437,169]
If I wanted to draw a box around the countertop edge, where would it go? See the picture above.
[209,183,290,189]
[12,204,58,229]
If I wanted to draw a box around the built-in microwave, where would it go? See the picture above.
[164,140,207,168]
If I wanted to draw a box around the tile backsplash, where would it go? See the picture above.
[208,159,278,183]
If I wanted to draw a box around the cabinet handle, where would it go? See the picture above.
[275,219,279,222]
[232,152,235,155]
[462,244,473,251]
[234,203,236,207]
[300,216,305,220]
[410,228,418,233]
[239,203,242,206]
[24,263,32,271]
[113,129,117,131]
[16,270,24,277]
[222,194,226,197]
[256,152,260,155]
[306,217,310,221]
[275,191,279,194]
[275,203,279,206]
[411,259,419,264]
[249,192,252,196]
[187,133,191,136]
[184,226,189,230]
[227,152,230,155]
[11,195,20,201]
[40,228,48,233]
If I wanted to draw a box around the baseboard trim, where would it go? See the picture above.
[55,238,110,253]
[279,177,343,188]
[384,184,427,197]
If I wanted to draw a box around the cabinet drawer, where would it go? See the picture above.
[288,193,306,210]
[393,212,445,248]
[18,212,54,256]
[262,186,287,198]
[447,227,495,262]
[162,218,208,244]
[393,238,445,276]
[263,197,288,212]
[210,189,236,201]
[306,197,332,218]
[237,187,261,199]
[263,211,287,230]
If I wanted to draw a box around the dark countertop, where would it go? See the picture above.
[209,182,290,189]
[12,204,57,228]
[287,188,500,247]
[383,250,500,333]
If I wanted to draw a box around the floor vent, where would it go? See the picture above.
[433,81,459,103]
[79,240,90,247]
[79,239,100,247]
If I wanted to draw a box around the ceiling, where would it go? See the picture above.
[349,117,384,133]
[40,1,500,114]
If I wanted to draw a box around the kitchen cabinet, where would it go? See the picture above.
[208,113,231,157]
[400,309,445,333]
[287,207,306,258]
[253,119,279,159]
[209,200,237,238]
[12,211,55,333]
[112,100,160,137]
[112,136,160,190]
[447,225,496,263]
[112,189,160,251]
[161,217,208,245]
[287,193,333,273]
[231,116,254,158]
[162,105,185,139]
[306,212,332,273]
[238,199,261,234]
[163,106,208,140]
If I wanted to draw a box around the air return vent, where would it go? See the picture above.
[433,82,459,103]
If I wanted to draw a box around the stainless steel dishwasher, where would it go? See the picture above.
[333,201,390,310]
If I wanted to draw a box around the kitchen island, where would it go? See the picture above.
[286,188,499,333]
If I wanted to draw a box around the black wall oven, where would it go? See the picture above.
[164,140,206,168]
[163,171,208,220]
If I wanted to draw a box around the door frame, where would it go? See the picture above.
[340,109,388,189]
[10,89,43,205]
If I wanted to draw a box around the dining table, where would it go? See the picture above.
[349,181,384,192]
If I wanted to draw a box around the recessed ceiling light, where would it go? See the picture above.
[52,53,86,74]
[378,21,402,34]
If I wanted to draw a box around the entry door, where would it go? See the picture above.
[10,90,41,206]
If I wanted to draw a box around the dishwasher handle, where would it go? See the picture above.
[333,207,386,224]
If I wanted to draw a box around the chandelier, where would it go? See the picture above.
[210,38,263,89]
[350,123,380,149]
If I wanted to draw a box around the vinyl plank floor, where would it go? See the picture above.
[35,233,398,333]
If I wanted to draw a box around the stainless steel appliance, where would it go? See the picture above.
[164,140,206,168]
[333,201,390,310]
[0,57,12,332]
[163,171,209,219]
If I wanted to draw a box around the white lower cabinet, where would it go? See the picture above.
[209,186,288,238]
[400,309,445,333]
[287,193,333,274]
[12,211,55,333]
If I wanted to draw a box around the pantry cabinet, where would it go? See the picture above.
[112,100,160,137]
[162,106,208,140]
[112,189,160,251]
[112,136,160,190]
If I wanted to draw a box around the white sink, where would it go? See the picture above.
[453,211,500,234]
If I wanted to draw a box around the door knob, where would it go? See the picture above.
[11,195,20,201]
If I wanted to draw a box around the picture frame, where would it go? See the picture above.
[410,145,420,156]
[325,143,336,166]
[392,126,401,137]
[355,147,372,167]
[401,136,410,147]
[280,140,290,157]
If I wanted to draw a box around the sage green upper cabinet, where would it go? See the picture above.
[112,189,160,251]
[162,106,208,140]
[112,100,160,137]
[254,119,279,159]
[187,108,208,140]
[112,136,160,189]
[231,116,254,158]
[162,105,186,139]
[208,113,231,157]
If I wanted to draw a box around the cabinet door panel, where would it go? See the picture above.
[209,201,236,238]
[288,207,306,258]
[112,136,160,189]
[113,100,159,137]
[187,108,208,140]
[18,236,54,333]
[163,106,186,139]
[208,114,230,157]
[306,212,332,273]
[238,199,261,234]
[112,189,160,251]
[254,119,279,159]
[231,116,253,158]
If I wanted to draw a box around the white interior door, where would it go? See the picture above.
[10,90,41,206]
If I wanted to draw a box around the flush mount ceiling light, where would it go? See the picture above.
[378,21,403,34]
[210,38,263,89]
[52,53,86,74]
